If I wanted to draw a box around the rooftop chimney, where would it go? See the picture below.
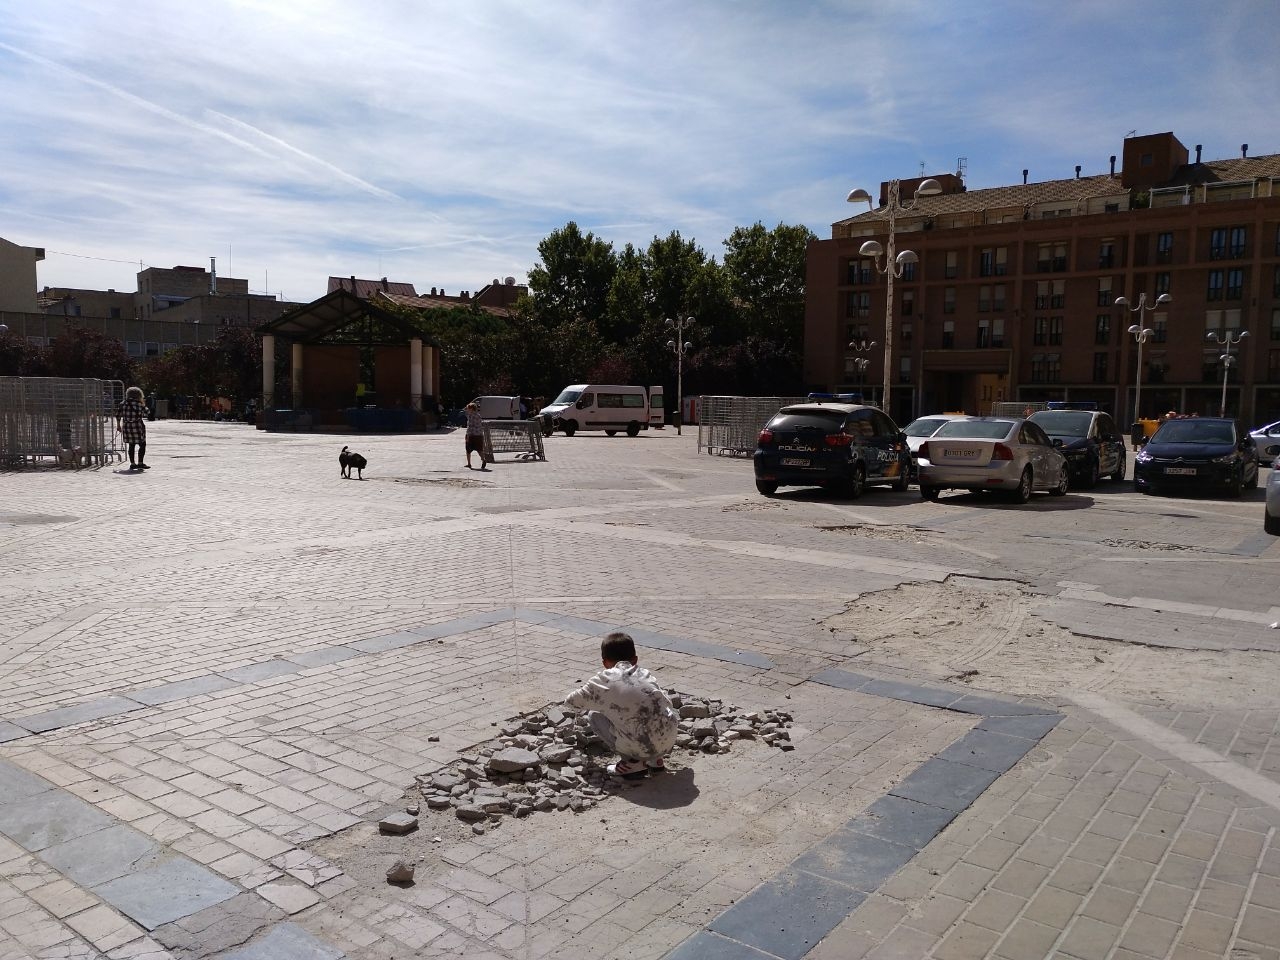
[1242,143,1249,158]
[1195,144,1202,163]
[430,287,437,296]
[210,258,217,295]
[381,277,388,291]
[349,275,356,292]
[1075,165,1082,179]
[1022,169,1029,185]
[1109,155,1116,177]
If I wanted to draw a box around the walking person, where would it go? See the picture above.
[464,401,488,471]
[117,386,150,470]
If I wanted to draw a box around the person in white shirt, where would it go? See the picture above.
[564,632,679,778]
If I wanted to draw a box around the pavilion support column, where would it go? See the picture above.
[410,338,423,411]
[291,343,304,408]
[262,335,275,408]
[423,344,436,399]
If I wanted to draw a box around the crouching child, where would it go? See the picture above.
[564,632,679,779]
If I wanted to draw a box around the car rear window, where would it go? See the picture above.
[905,418,951,437]
[769,412,846,431]
[933,420,1015,440]
[1031,411,1091,436]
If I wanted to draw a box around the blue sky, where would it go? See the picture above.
[1,0,1277,304]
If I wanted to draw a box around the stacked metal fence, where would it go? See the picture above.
[0,377,124,469]
[696,395,808,457]
[990,401,1048,417]
[481,420,546,463]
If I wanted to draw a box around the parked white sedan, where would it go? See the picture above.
[1250,421,1280,466]
[903,413,969,479]
[917,417,1068,503]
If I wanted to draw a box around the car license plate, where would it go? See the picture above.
[780,457,809,467]
[943,449,981,459]
[1164,467,1197,475]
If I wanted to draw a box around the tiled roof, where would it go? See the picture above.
[378,292,516,318]
[1164,153,1280,186]
[327,276,418,298]
[837,174,1126,227]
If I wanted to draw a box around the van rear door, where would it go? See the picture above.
[649,386,664,428]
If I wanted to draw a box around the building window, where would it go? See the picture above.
[901,260,916,282]
[993,284,1006,312]
[1226,268,1244,300]
[1031,354,1046,382]
[900,322,913,343]
[1036,280,1050,310]
[1204,310,1223,337]
[1098,241,1115,269]
[1269,349,1280,379]
[109,307,121,319]
[1209,228,1227,260]
[1274,265,1280,297]
[1034,317,1048,346]
[126,341,143,357]
[942,287,956,314]
[901,290,914,316]
[1272,307,1280,340]
[1147,357,1166,383]
[1049,317,1064,346]
[1229,226,1246,258]
[1052,244,1067,272]
[1153,312,1168,343]
[979,247,1008,277]
[977,319,990,348]
[847,259,874,285]
[944,251,958,279]
[1047,354,1062,383]
[1206,270,1224,301]
[1156,231,1173,263]
[1093,352,1109,383]
[1223,308,1242,330]
[1050,280,1065,309]
[1037,243,1053,273]
[992,317,1005,348]
[942,320,955,348]
[845,322,871,341]
[1095,314,1111,345]
[1097,277,1112,307]
[145,342,159,357]
[1154,272,1171,296]
[978,286,991,312]
[847,292,870,317]
[1202,351,1220,383]
[899,357,912,383]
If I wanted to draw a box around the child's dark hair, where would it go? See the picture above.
[601,632,636,664]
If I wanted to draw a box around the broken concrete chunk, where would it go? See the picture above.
[455,805,488,822]
[379,812,418,835]
[487,747,541,774]
[386,860,415,884]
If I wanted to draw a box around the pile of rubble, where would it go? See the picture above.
[406,693,794,833]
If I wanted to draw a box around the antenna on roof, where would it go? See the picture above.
[1126,129,1136,139]
[956,157,967,181]
[919,161,926,177]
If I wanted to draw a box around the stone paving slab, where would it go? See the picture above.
[95,856,241,930]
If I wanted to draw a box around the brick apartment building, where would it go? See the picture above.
[804,132,1280,427]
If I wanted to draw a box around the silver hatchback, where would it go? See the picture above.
[917,417,1068,503]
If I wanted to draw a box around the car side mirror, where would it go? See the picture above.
[575,399,585,409]
[1052,438,1064,447]
[897,432,908,445]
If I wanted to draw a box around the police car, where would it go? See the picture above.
[753,394,911,497]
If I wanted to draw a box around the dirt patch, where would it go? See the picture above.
[722,500,782,512]
[823,577,1278,709]
[816,523,933,543]
[379,476,489,488]
[1098,538,1204,552]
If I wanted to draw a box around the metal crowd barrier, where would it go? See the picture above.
[696,395,807,457]
[0,377,124,469]
[990,401,1048,417]
[481,420,546,463]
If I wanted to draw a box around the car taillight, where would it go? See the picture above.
[757,429,774,445]
[825,433,854,447]
[992,443,1015,461]
[918,441,930,459]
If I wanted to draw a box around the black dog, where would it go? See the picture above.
[339,446,367,480]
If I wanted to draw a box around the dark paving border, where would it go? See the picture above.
[664,668,1062,960]
[2,608,773,744]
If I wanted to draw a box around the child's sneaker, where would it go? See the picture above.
[646,757,666,772]
[607,759,647,779]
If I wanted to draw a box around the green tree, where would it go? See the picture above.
[722,222,815,343]
[527,222,617,327]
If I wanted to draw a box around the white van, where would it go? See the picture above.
[539,384,651,437]
[471,396,521,420]
[648,385,665,428]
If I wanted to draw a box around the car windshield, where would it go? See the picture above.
[1030,411,1091,437]
[904,417,952,437]
[1153,420,1236,444]
[550,389,582,405]
[932,420,1015,440]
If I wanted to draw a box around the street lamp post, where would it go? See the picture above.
[665,316,693,436]
[1206,329,1249,418]
[848,337,876,400]
[1115,292,1170,427]
[847,178,941,416]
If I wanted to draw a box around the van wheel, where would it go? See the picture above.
[562,420,577,437]
[626,421,641,437]
[605,430,616,437]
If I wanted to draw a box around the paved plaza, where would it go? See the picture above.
[1,421,1278,960]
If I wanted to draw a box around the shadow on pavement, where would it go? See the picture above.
[621,767,699,809]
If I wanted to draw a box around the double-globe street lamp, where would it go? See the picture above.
[847,178,941,415]
[1206,329,1249,418]
[665,316,693,436]
[848,337,876,398]
[1115,292,1170,430]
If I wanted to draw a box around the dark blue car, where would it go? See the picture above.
[1133,417,1258,497]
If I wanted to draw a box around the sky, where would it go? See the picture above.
[1,0,1278,305]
